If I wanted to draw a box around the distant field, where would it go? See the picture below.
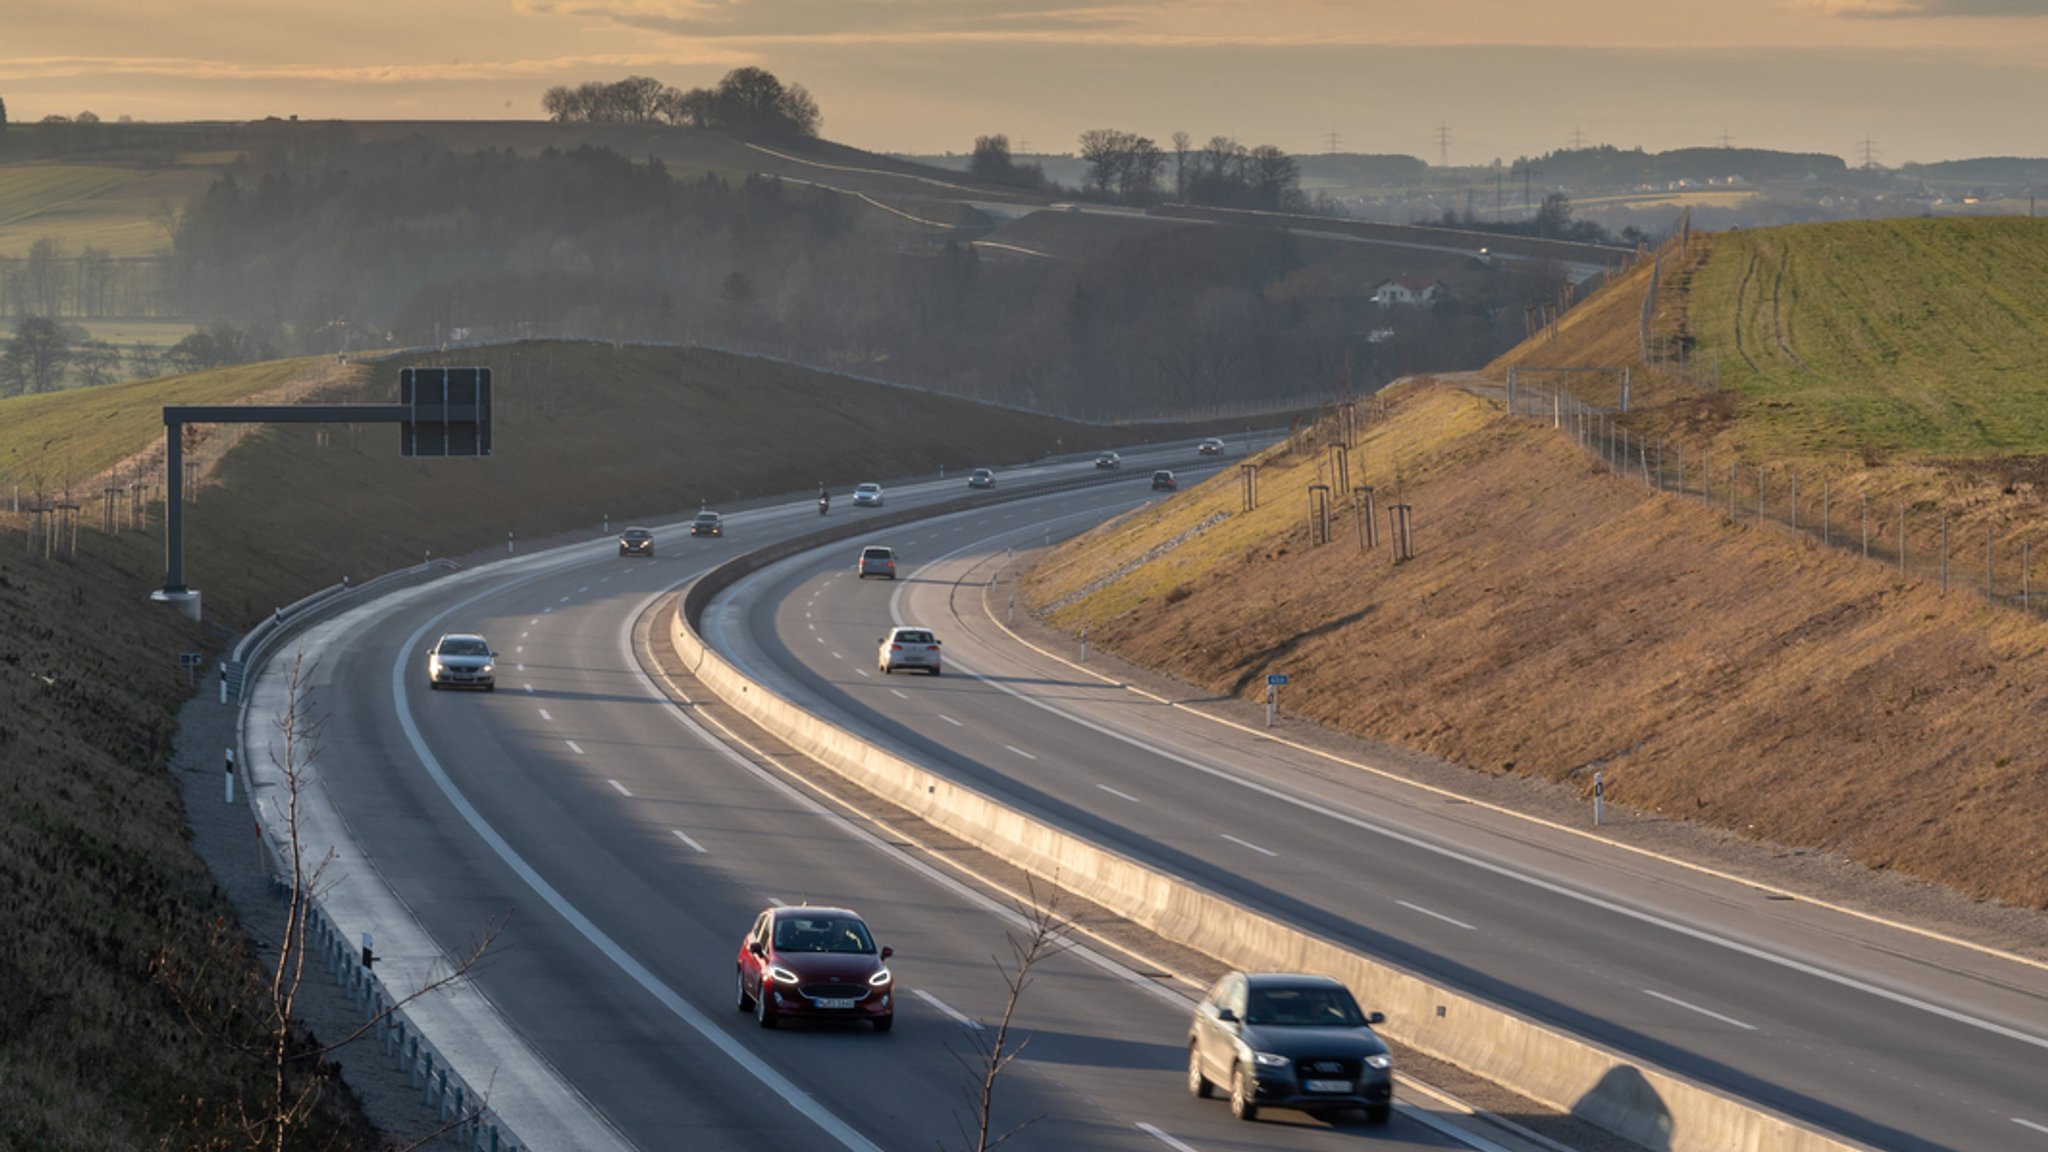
[1575,190,1756,211]
[1690,218,2048,459]
[67,319,196,349]
[0,162,214,257]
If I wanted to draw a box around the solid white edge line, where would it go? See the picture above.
[2013,1117,2048,1135]
[671,829,707,853]
[1644,989,1758,1031]
[608,779,632,798]
[909,989,984,1030]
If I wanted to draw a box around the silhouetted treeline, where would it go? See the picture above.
[541,69,820,139]
[163,137,1544,417]
[1072,129,1306,212]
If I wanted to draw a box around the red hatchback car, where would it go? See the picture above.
[736,906,895,1031]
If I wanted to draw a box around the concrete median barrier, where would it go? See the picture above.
[668,515,1870,1152]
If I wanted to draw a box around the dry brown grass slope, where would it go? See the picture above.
[1028,382,2048,911]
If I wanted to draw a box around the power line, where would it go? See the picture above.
[1859,133,1881,169]
[1719,128,1735,149]
[1434,120,1453,168]
[1325,127,1341,155]
[1569,122,1587,150]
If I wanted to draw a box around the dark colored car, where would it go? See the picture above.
[1188,972,1392,1124]
[618,527,654,556]
[1095,451,1121,469]
[857,545,896,579]
[736,906,894,1031]
[691,511,724,537]
[1199,437,1227,456]
[968,468,996,489]
[1151,470,1178,491]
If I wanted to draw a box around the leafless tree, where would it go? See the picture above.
[949,881,1072,1152]
[153,649,503,1151]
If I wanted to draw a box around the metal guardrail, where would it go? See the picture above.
[225,559,460,698]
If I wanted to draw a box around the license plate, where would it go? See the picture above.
[813,997,856,1010]
[1304,1079,1351,1093]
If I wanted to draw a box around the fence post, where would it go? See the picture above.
[2026,540,2032,612]
[1789,472,1798,532]
[1900,506,1907,575]
[1988,526,1995,600]
[1941,513,1949,593]
[1757,466,1765,525]
[1822,478,1830,548]
[1862,494,1869,558]
[1730,462,1738,519]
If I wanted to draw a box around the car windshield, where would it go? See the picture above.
[439,638,489,657]
[1245,985,1366,1027]
[858,484,880,493]
[695,514,718,523]
[774,915,875,953]
[624,530,650,538]
[895,630,933,644]
[864,548,891,559]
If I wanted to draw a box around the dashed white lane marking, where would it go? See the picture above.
[529,618,539,625]
[1398,900,1477,931]
[542,607,552,613]
[672,830,707,853]
[817,637,826,645]
[558,596,570,603]
[515,646,524,653]
[1004,745,1037,761]
[767,896,787,907]
[910,990,982,1030]
[516,663,527,671]
[565,740,585,755]
[1221,834,1277,858]
[855,669,870,678]
[889,689,909,700]
[522,684,534,693]
[577,585,589,593]
[538,709,553,721]
[608,779,632,797]
[1136,1123,1200,1152]
[1097,784,1141,803]
[1644,989,1757,1031]
[521,631,529,639]
[939,714,963,726]
[805,611,813,619]
[830,651,843,660]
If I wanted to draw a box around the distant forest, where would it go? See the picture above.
[154,133,1550,417]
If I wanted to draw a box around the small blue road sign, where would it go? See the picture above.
[1266,673,1289,686]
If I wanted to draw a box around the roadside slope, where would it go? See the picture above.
[1025,380,2048,911]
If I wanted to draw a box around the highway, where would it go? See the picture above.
[261,444,1495,1152]
[701,465,2048,1152]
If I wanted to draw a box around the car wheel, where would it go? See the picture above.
[1364,1104,1391,1125]
[756,985,777,1029]
[881,663,891,674]
[872,1014,893,1033]
[929,665,941,676]
[1230,1065,1259,1121]
[1188,1045,1213,1099]
[429,680,440,691]
[483,683,495,692]
[735,968,753,1011]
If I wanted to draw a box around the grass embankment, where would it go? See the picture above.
[1028,380,2048,910]
[0,341,1203,1144]
[0,162,213,257]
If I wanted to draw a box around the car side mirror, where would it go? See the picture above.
[880,946,893,960]
[747,940,765,957]
[1367,1011,1385,1025]
[490,651,499,659]
[1215,1007,1238,1024]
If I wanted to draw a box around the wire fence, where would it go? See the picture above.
[1503,381,2048,614]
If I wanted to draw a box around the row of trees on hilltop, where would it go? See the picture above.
[0,316,271,396]
[541,69,820,139]
[1074,129,1306,211]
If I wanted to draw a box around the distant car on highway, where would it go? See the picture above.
[1199,437,1227,456]
[1095,451,1121,470]
[617,527,654,557]
[853,482,885,507]
[968,468,996,489]
[1151,470,1178,491]
[736,905,894,1032]
[857,545,896,579]
[691,511,724,537]
[1187,972,1392,1124]
[878,626,941,675]
[426,633,496,691]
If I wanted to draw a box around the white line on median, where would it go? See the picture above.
[1004,745,1037,760]
[939,714,962,726]
[672,830,707,853]
[910,990,983,1029]
[1398,900,1477,931]
[608,779,632,797]
[1135,1123,1201,1152]
[1221,834,1277,857]
[565,740,584,755]
[1644,989,1756,1031]
[1098,784,1142,803]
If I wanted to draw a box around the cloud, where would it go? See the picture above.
[525,0,1152,39]
[1804,0,2048,17]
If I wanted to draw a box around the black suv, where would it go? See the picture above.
[1187,972,1392,1124]
[618,528,654,556]
[691,512,724,538]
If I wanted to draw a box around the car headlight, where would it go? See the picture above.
[766,965,800,985]
[1251,1051,1290,1069]
[1365,1054,1392,1070]
[868,968,892,986]
[479,664,493,675]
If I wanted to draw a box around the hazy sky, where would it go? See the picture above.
[4,1,2044,164]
